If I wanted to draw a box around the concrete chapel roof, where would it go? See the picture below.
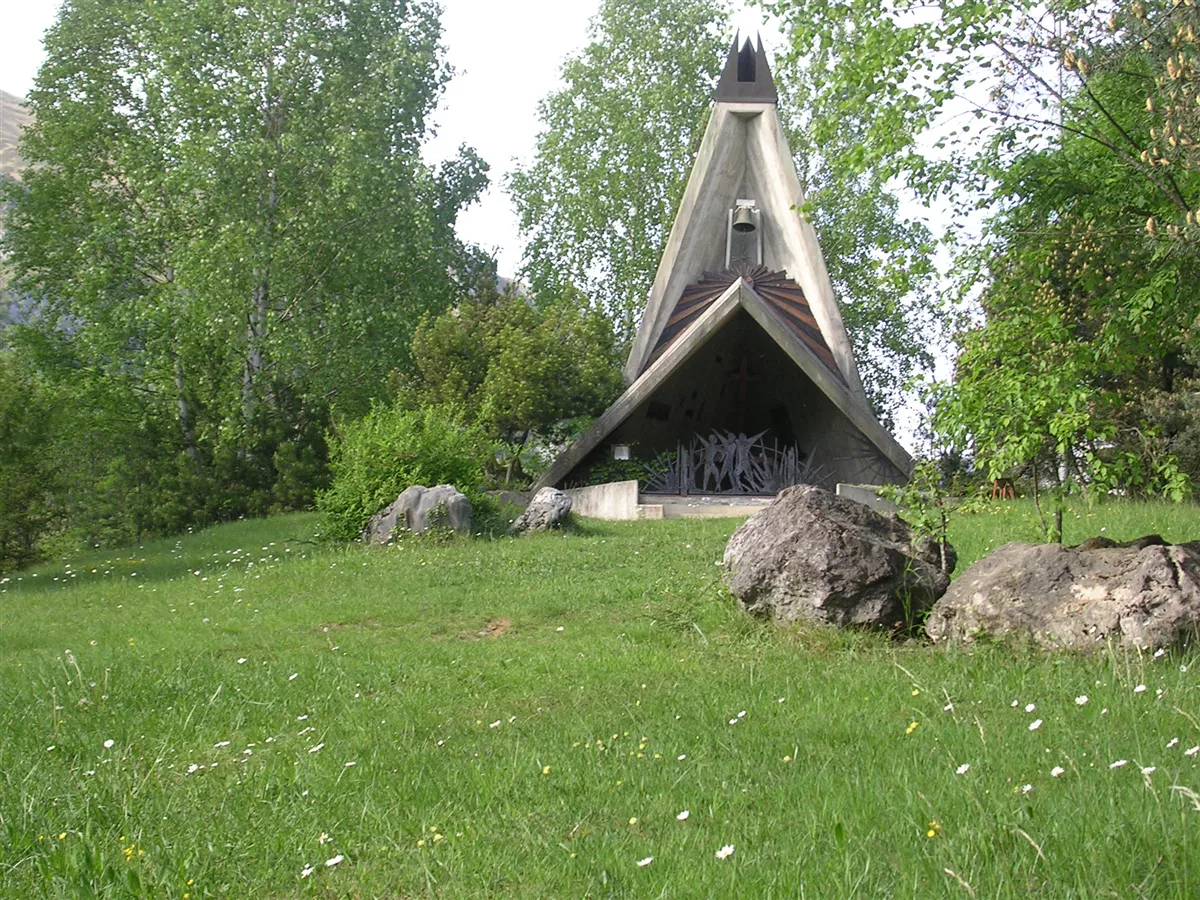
[713,35,778,105]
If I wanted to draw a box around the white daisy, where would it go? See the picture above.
[955,763,970,775]
[636,856,653,867]
[1051,766,1065,777]
[715,844,735,860]
[677,810,690,821]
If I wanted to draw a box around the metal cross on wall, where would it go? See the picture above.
[727,357,761,431]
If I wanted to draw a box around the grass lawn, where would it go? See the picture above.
[1,500,1198,897]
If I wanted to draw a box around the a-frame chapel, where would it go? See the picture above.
[535,37,912,507]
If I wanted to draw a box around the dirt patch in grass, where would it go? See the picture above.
[315,619,381,633]
[466,617,511,639]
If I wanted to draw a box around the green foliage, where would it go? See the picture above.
[576,456,649,488]
[408,278,623,482]
[763,0,1200,498]
[508,0,731,342]
[316,403,492,541]
[0,352,59,572]
[1141,383,1200,489]
[0,0,486,549]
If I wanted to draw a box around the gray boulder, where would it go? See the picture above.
[926,537,1200,651]
[723,484,952,629]
[509,486,572,535]
[362,484,472,543]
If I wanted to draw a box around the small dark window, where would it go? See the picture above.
[647,401,671,421]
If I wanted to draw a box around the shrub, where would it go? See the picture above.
[0,353,60,572]
[316,403,492,541]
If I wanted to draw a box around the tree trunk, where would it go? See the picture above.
[242,125,278,423]
[174,355,198,462]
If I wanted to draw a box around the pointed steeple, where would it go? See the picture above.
[713,33,778,104]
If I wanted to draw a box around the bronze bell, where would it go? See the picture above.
[732,205,756,233]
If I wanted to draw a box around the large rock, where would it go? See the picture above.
[509,486,572,535]
[362,484,472,543]
[926,536,1200,651]
[723,484,953,629]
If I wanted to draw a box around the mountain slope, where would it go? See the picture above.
[0,89,31,183]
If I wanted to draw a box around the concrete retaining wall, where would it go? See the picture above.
[835,482,899,516]
[564,480,640,521]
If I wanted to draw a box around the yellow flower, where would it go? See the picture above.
[628,817,638,825]
[542,765,551,775]
[926,821,941,839]
[416,839,425,847]
[783,755,793,763]
[905,721,919,735]
[58,833,67,841]
[912,689,920,696]
[433,833,444,843]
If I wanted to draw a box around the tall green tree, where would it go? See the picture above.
[408,277,624,483]
[508,0,731,344]
[2,0,487,540]
[765,0,1200,503]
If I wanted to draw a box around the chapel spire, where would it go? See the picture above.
[713,33,778,104]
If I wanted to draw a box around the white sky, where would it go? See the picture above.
[3,1,773,277]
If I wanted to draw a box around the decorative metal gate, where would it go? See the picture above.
[643,430,814,495]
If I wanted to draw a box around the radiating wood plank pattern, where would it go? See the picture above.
[648,265,845,384]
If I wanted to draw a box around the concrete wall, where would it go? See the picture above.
[565,480,640,521]
[835,483,900,516]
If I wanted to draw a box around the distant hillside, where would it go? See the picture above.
[0,89,32,183]
[2,90,33,330]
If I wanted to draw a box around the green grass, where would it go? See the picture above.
[1,502,1198,898]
